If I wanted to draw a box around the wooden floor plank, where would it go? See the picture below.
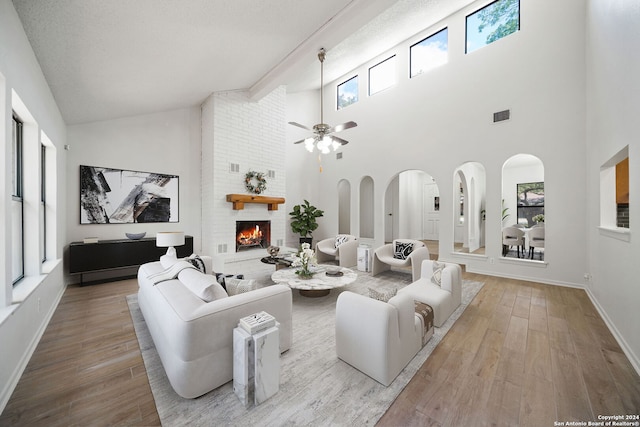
[2,273,639,427]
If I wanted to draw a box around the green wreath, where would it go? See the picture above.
[245,171,267,194]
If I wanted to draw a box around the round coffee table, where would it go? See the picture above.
[271,266,357,297]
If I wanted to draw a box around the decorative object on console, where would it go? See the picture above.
[244,170,267,194]
[291,242,317,279]
[156,231,185,257]
[289,199,324,246]
[80,165,179,224]
[125,232,146,240]
[288,48,357,155]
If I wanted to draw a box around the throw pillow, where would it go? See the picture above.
[214,273,244,291]
[184,254,206,273]
[368,287,398,302]
[225,277,258,296]
[177,268,228,302]
[431,261,446,287]
[334,235,350,248]
[393,241,414,260]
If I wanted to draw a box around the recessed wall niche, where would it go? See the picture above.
[338,179,351,235]
[453,162,486,255]
[359,176,374,239]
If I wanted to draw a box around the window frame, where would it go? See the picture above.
[41,142,47,262]
[368,55,396,96]
[12,113,25,284]
[465,0,520,54]
[409,27,449,78]
[336,75,359,110]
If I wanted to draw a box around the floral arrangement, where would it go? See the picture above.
[291,242,317,279]
[532,214,545,223]
[245,171,267,194]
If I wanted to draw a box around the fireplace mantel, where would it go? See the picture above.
[226,194,285,211]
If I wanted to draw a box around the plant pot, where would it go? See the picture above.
[299,237,313,247]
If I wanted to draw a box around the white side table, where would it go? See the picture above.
[233,317,280,407]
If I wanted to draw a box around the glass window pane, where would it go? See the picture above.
[466,0,520,54]
[369,55,396,96]
[410,28,448,78]
[12,199,24,282]
[337,76,358,110]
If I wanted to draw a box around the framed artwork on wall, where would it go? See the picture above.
[80,165,179,224]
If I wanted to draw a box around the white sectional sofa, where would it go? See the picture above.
[137,256,293,398]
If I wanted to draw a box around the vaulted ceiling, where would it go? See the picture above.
[12,0,475,125]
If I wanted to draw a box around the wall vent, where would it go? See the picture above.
[268,169,276,179]
[229,162,240,173]
[336,152,343,160]
[493,109,511,123]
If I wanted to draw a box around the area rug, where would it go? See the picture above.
[127,270,484,427]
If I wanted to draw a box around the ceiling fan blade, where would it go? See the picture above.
[288,121,311,131]
[292,138,308,144]
[328,121,357,134]
[330,135,349,145]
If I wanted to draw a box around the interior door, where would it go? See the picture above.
[422,183,440,240]
[385,177,399,243]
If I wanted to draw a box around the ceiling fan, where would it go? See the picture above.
[289,48,357,154]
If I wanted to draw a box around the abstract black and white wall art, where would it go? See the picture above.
[80,165,179,224]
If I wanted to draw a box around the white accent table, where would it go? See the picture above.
[233,322,280,407]
[271,266,357,297]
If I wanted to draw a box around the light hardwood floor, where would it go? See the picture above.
[1,273,639,426]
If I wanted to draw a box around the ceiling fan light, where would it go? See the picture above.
[304,138,315,152]
[320,145,330,154]
[331,140,340,151]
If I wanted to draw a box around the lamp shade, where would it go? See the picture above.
[156,231,185,248]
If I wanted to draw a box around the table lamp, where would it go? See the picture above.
[156,231,185,257]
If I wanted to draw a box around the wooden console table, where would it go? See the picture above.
[69,235,194,285]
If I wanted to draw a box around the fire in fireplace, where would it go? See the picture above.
[235,220,271,251]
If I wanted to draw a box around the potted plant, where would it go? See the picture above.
[289,200,324,246]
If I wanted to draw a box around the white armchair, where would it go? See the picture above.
[335,291,428,386]
[502,226,525,258]
[316,234,359,267]
[371,239,430,282]
[527,226,545,260]
[398,260,462,327]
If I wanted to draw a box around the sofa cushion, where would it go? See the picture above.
[394,241,413,259]
[177,268,228,302]
[431,261,445,286]
[368,287,398,302]
[225,277,258,296]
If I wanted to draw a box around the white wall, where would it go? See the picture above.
[0,0,67,412]
[585,0,640,371]
[300,0,587,288]
[65,107,202,281]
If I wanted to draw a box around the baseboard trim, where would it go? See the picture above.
[0,283,66,414]
[584,288,640,377]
